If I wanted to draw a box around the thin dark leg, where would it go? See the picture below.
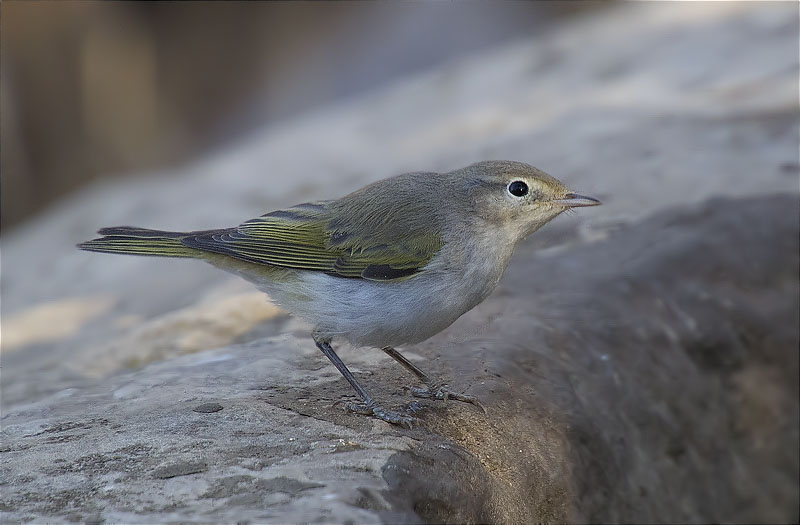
[313,336,415,427]
[314,337,374,404]
[381,346,486,413]
[381,346,435,384]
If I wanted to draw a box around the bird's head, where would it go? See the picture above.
[457,160,600,241]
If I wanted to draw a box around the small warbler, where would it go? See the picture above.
[80,160,600,426]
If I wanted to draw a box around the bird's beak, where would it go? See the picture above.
[551,192,601,207]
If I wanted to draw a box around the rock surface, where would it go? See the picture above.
[2,2,798,523]
[2,196,798,523]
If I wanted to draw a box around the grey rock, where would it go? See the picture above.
[192,403,224,414]
[2,195,797,523]
[153,462,208,480]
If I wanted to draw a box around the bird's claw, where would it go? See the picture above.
[408,385,487,413]
[345,401,416,428]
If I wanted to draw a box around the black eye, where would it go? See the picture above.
[507,180,528,197]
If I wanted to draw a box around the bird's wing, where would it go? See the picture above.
[181,201,442,281]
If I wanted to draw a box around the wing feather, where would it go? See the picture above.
[181,200,442,281]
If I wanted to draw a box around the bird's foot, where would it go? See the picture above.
[408,384,487,413]
[345,401,416,429]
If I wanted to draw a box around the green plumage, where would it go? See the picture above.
[78,193,443,281]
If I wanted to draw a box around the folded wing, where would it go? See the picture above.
[181,201,442,281]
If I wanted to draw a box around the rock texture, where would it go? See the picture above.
[2,196,798,523]
[2,2,798,523]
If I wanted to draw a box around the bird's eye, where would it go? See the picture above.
[507,180,528,197]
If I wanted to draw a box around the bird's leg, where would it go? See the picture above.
[381,346,486,413]
[313,336,415,428]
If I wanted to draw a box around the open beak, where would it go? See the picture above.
[551,192,601,207]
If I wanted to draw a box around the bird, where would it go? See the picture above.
[79,160,600,426]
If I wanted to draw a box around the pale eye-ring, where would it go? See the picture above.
[507,180,528,197]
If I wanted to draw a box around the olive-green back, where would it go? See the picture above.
[182,173,446,281]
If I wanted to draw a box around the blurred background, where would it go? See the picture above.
[1,1,598,231]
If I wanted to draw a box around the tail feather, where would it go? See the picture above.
[78,226,207,258]
[96,226,187,238]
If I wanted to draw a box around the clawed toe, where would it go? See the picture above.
[408,385,487,413]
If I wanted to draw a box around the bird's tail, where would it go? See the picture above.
[78,227,204,258]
